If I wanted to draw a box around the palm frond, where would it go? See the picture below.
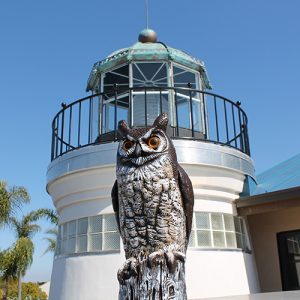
[43,238,57,255]
[45,228,58,236]
[0,181,30,227]
[43,227,58,255]
[26,208,58,224]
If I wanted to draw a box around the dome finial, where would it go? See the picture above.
[138,28,157,43]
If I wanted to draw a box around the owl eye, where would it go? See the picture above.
[123,140,134,151]
[147,136,160,149]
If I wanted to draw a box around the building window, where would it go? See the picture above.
[56,214,120,256]
[277,230,300,291]
[189,212,250,252]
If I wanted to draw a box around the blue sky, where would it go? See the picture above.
[1,0,300,282]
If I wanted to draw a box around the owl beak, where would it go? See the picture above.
[135,143,142,156]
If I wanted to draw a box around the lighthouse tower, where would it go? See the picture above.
[47,29,260,300]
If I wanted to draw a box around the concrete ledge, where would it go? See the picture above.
[195,290,300,300]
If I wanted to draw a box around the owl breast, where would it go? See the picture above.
[117,154,186,258]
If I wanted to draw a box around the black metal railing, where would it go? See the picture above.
[51,87,250,161]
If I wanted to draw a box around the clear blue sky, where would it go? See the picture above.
[1,0,300,282]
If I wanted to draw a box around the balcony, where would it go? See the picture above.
[51,86,250,161]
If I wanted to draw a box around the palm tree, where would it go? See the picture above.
[0,247,18,300]
[0,238,33,300]
[43,228,58,255]
[9,208,57,300]
[0,181,30,227]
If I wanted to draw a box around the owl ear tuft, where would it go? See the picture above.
[118,120,130,137]
[153,113,168,131]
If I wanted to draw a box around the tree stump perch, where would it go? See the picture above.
[118,252,187,300]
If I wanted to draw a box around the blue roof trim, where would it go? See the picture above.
[253,153,300,195]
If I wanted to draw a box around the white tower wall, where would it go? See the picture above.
[47,140,260,300]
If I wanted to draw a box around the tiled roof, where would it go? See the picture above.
[254,153,300,194]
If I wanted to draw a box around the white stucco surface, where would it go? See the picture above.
[47,141,259,300]
[198,290,300,300]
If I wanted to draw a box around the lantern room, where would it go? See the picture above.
[51,29,249,161]
[86,28,211,143]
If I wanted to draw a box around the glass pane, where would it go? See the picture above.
[103,65,129,93]
[224,215,235,231]
[132,92,169,126]
[78,218,88,235]
[240,219,245,234]
[67,237,76,254]
[89,234,102,251]
[195,212,210,229]
[213,231,225,248]
[89,215,103,233]
[242,234,250,251]
[104,214,118,231]
[132,94,146,126]
[68,221,76,237]
[153,65,167,82]
[56,239,61,255]
[77,235,87,253]
[234,217,242,233]
[62,239,68,254]
[226,232,237,248]
[59,225,63,240]
[62,223,68,239]
[173,66,196,86]
[197,230,212,247]
[176,95,190,129]
[188,230,196,247]
[211,214,224,230]
[236,233,243,249]
[192,99,202,132]
[103,232,120,250]
[133,63,168,87]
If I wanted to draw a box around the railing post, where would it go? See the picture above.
[159,88,163,115]
[114,84,118,141]
[129,88,133,127]
[188,83,195,137]
[236,102,244,152]
[243,114,250,156]
[51,119,55,160]
[174,89,179,137]
[88,97,92,144]
[202,92,208,140]
[231,104,237,148]
[55,117,59,159]
[144,88,148,127]
[78,101,82,147]
[214,96,219,142]
[60,104,65,156]
[223,100,229,144]
[68,106,72,151]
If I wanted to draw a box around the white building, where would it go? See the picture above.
[47,29,260,299]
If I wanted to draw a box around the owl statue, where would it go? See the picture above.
[112,113,194,299]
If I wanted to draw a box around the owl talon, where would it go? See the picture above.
[147,250,164,268]
[117,257,138,283]
[164,250,186,273]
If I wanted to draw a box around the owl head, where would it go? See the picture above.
[117,113,176,167]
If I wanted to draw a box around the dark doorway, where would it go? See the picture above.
[277,230,300,291]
